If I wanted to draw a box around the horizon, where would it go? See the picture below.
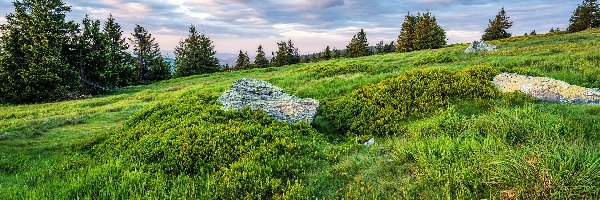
[0,0,577,56]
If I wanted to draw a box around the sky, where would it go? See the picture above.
[0,0,579,56]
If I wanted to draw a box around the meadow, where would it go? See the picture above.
[1,28,600,199]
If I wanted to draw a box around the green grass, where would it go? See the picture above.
[1,29,600,199]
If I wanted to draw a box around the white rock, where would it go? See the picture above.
[364,138,375,147]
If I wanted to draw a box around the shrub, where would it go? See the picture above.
[412,53,455,66]
[321,67,500,136]
[81,94,326,199]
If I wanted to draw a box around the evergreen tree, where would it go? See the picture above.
[103,14,134,87]
[332,48,341,58]
[567,0,600,32]
[129,25,170,83]
[345,29,370,58]
[254,45,269,68]
[321,46,332,60]
[397,12,446,53]
[397,13,418,53]
[0,0,79,103]
[482,7,513,41]
[234,50,251,70]
[375,40,385,54]
[413,12,446,50]
[174,25,220,77]
[384,41,396,53]
[530,30,537,35]
[271,40,300,67]
[77,15,111,94]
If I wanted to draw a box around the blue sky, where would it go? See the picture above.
[0,0,579,55]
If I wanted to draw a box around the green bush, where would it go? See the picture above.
[412,53,455,66]
[321,67,500,136]
[80,94,326,199]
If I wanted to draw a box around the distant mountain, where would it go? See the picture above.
[216,53,238,66]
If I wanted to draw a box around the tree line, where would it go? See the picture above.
[1,0,598,104]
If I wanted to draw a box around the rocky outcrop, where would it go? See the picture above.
[217,78,319,124]
[493,73,600,104]
[464,41,496,53]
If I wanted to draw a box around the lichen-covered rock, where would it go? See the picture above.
[217,78,319,124]
[493,73,600,104]
[464,41,496,54]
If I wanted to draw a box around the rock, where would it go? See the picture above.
[493,73,600,104]
[217,78,319,124]
[364,138,375,147]
[464,41,496,54]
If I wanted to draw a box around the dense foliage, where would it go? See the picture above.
[174,25,220,77]
[322,66,501,136]
[130,25,170,83]
[75,95,327,199]
[397,12,446,53]
[345,29,371,58]
[254,45,270,68]
[568,0,600,32]
[271,40,301,67]
[482,7,513,41]
[234,50,252,70]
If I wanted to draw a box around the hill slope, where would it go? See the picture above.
[1,29,600,199]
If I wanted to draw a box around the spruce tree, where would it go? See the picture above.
[77,15,111,94]
[332,48,341,58]
[376,40,385,54]
[286,39,301,64]
[254,45,269,68]
[0,0,79,103]
[568,0,600,32]
[384,41,396,53]
[129,25,170,83]
[346,29,370,58]
[321,46,332,60]
[234,50,251,70]
[414,12,446,50]
[271,40,300,67]
[103,14,134,87]
[174,25,220,77]
[397,13,418,53]
[482,7,513,41]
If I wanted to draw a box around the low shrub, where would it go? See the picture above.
[321,67,501,136]
[412,53,455,66]
[80,94,326,199]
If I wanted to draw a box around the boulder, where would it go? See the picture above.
[493,73,600,104]
[464,41,496,54]
[217,78,319,124]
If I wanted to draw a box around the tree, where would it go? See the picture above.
[271,39,300,67]
[234,50,251,70]
[321,46,332,60]
[129,25,170,83]
[530,30,537,35]
[383,41,396,53]
[376,40,385,54]
[568,0,600,32]
[174,25,220,77]
[254,45,269,68]
[482,7,513,41]
[346,29,370,58]
[0,0,79,103]
[77,15,111,94]
[332,48,341,58]
[397,12,446,53]
[103,14,134,88]
[397,13,418,53]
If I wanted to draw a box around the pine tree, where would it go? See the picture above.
[271,40,300,67]
[376,40,385,54]
[174,25,220,77]
[482,7,513,41]
[129,25,170,83]
[413,12,446,50]
[234,50,251,70]
[568,0,600,32]
[77,15,111,94]
[346,29,370,58]
[0,0,79,103]
[384,41,396,53]
[103,14,134,87]
[530,30,537,35]
[397,13,418,53]
[321,46,332,60]
[332,48,341,58]
[254,45,269,68]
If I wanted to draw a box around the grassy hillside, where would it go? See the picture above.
[1,29,600,199]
